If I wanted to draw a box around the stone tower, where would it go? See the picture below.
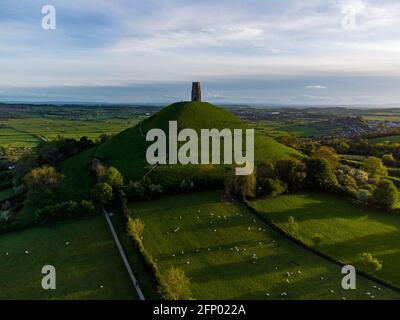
[191,82,201,102]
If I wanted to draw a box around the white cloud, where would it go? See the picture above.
[306,85,327,89]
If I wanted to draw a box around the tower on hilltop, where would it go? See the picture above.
[191,82,201,102]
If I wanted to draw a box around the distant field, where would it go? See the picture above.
[130,191,400,300]
[370,135,400,143]
[0,126,39,147]
[279,124,320,137]
[250,192,400,289]
[0,216,136,300]
[0,117,138,147]
[364,115,400,122]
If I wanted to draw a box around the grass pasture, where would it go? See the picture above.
[0,216,136,300]
[129,191,400,300]
[250,192,400,289]
[0,126,39,147]
[370,135,400,143]
[0,117,138,148]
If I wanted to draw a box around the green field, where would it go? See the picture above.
[364,115,400,122]
[129,191,400,300]
[250,192,400,289]
[370,135,400,143]
[279,124,320,137]
[0,126,39,147]
[0,216,136,299]
[0,117,138,147]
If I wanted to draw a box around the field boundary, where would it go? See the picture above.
[103,209,146,300]
[244,200,400,294]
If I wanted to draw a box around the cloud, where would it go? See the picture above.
[1,0,400,104]
[306,85,327,89]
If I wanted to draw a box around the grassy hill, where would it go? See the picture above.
[128,191,400,300]
[250,192,400,289]
[59,101,303,199]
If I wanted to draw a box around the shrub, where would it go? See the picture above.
[256,161,286,197]
[179,179,194,190]
[286,216,299,235]
[127,180,146,199]
[126,179,164,200]
[371,179,398,210]
[148,183,163,196]
[362,157,388,178]
[275,159,307,192]
[81,200,96,214]
[229,173,256,200]
[382,154,395,166]
[311,233,323,247]
[0,210,11,224]
[159,267,192,300]
[127,217,145,240]
[23,165,63,196]
[35,200,97,223]
[259,178,287,197]
[359,252,383,272]
[307,158,338,190]
[126,216,164,297]
[103,167,124,192]
[312,146,340,168]
[358,189,371,202]
[337,185,358,199]
[91,182,113,206]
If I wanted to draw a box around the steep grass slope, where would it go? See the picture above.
[59,102,302,199]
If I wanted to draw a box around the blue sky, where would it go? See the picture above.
[1,0,400,105]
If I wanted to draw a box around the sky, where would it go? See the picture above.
[1,0,400,105]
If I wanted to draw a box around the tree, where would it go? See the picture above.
[127,180,146,199]
[286,216,299,235]
[256,161,287,197]
[382,154,395,166]
[23,165,63,196]
[278,135,303,150]
[362,157,388,177]
[232,173,256,200]
[91,182,113,206]
[359,253,383,272]
[312,233,323,247]
[307,158,338,190]
[276,159,307,192]
[103,167,124,191]
[312,146,340,168]
[335,140,350,154]
[372,179,398,210]
[160,267,192,300]
[127,217,145,240]
[303,141,318,156]
[14,155,38,181]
